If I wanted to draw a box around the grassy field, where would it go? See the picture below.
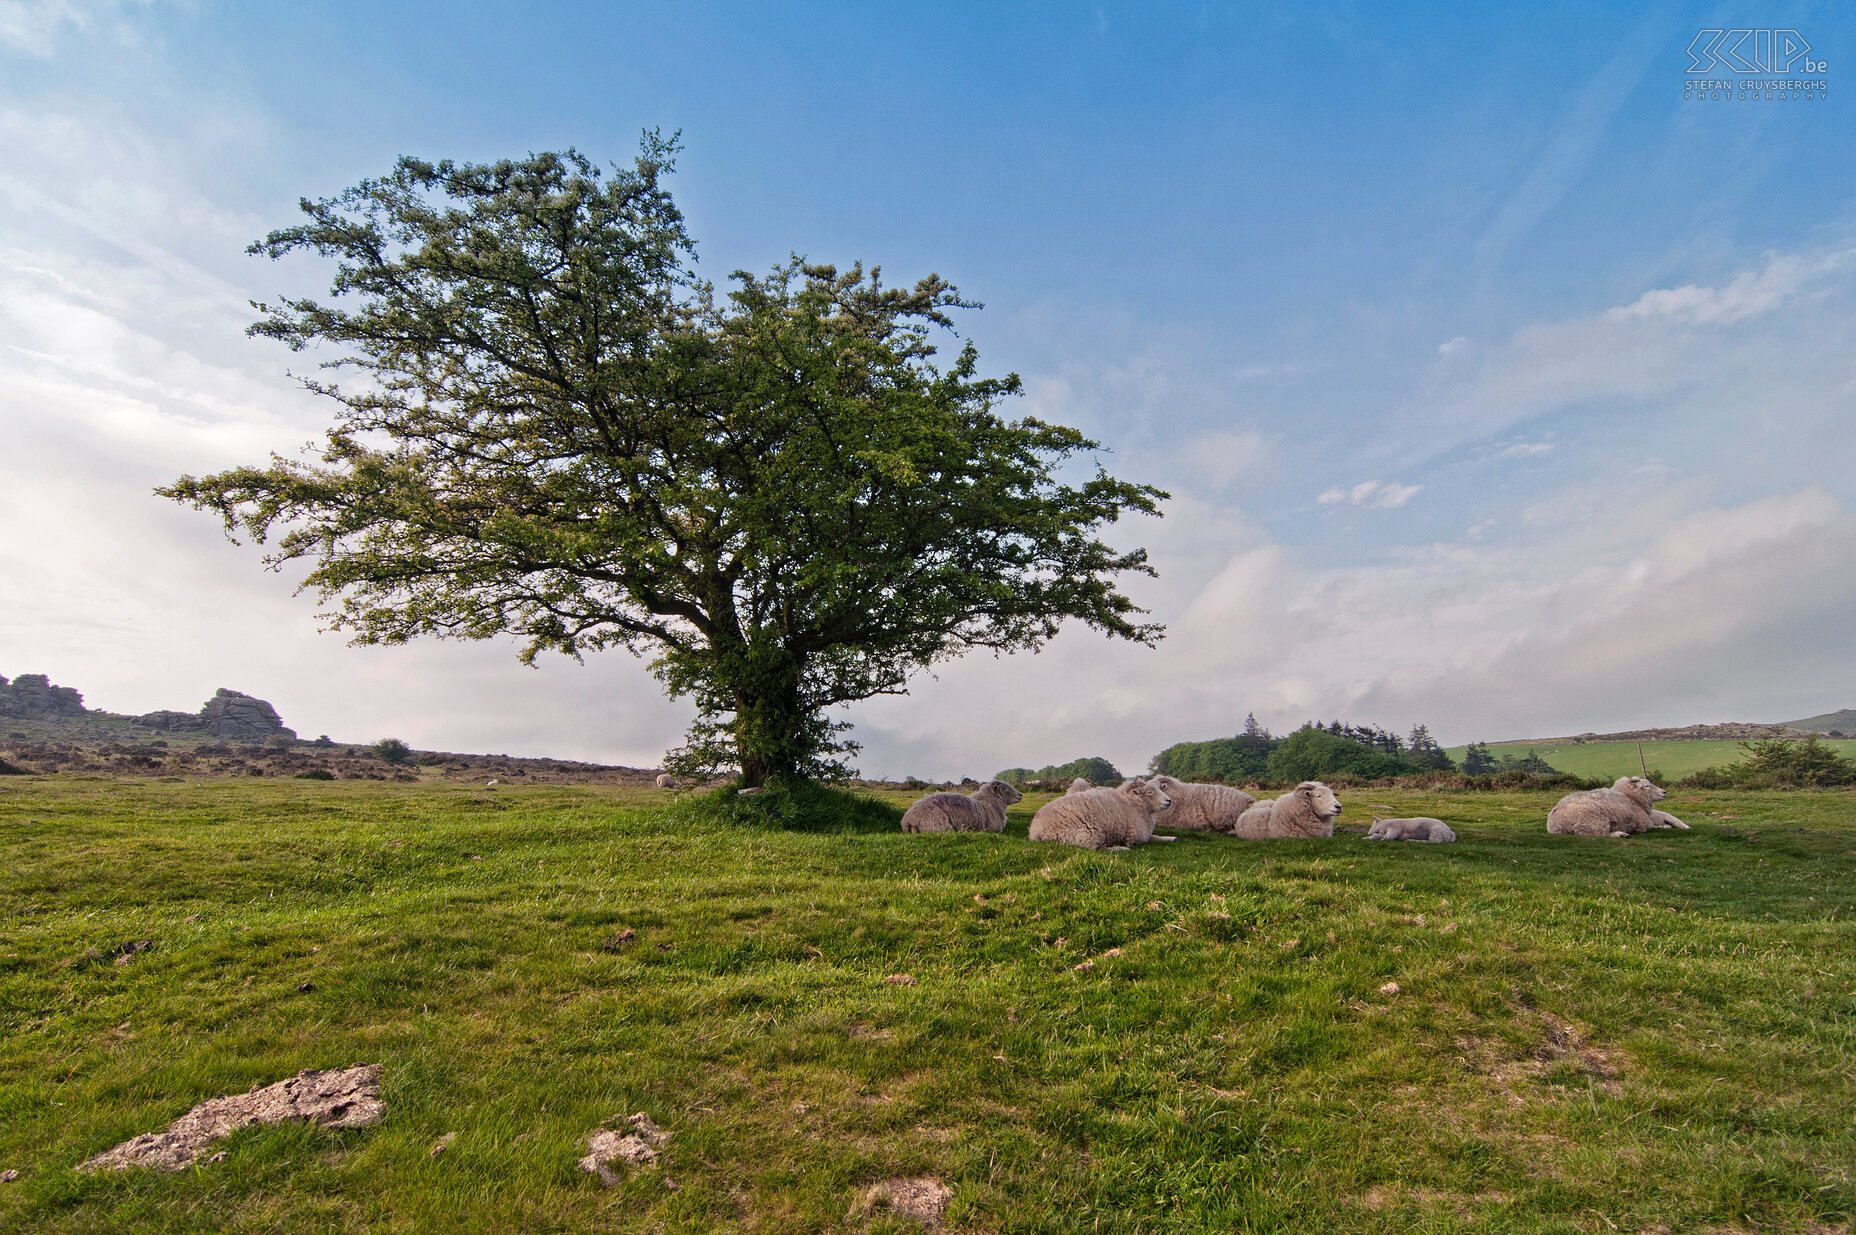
[1444,738,1856,781]
[1,777,1852,1233]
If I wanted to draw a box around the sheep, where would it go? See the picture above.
[1028,778,1177,851]
[1146,775,1256,834]
[1231,781,1343,839]
[901,780,1023,834]
[1650,809,1691,830]
[1366,816,1456,843]
[1066,777,1095,795]
[654,773,679,790]
[1545,776,1669,838]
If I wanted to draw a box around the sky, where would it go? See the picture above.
[2,0,1852,779]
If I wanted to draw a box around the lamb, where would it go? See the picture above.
[1028,778,1176,850]
[1230,781,1343,839]
[901,780,1023,834]
[1649,809,1691,830]
[1146,775,1256,834]
[1366,816,1456,843]
[1066,777,1095,795]
[1545,776,1671,838]
[654,773,679,790]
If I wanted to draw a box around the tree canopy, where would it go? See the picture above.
[161,137,1166,784]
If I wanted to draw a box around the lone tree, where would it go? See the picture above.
[161,137,1166,785]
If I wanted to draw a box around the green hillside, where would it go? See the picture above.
[1782,708,1856,735]
[1445,737,1856,781]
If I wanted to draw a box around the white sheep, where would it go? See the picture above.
[1231,781,1343,839]
[1649,809,1691,830]
[1146,775,1256,834]
[1546,776,1670,838]
[901,780,1023,834]
[654,773,679,790]
[1366,816,1456,843]
[1028,778,1177,851]
[1066,777,1095,796]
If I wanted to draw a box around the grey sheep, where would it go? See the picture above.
[901,780,1023,833]
[1366,816,1456,843]
[1546,776,1671,838]
[1147,775,1256,834]
[1028,778,1177,851]
[1231,781,1343,839]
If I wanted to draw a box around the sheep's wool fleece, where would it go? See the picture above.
[1028,780,1170,850]
[1232,781,1342,839]
[1150,776,1257,833]
[1547,777,1666,837]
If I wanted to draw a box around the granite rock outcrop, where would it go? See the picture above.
[0,674,87,718]
[138,688,296,741]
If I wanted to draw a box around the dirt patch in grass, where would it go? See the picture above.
[856,1176,955,1229]
[1456,1010,1625,1103]
[577,1113,672,1187]
[1358,1184,1510,1213]
[76,1064,383,1172]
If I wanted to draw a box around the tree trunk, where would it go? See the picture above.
[732,654,808,788]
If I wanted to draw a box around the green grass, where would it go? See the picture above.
[2,776,1853,1233]
[1445,738,1856,781]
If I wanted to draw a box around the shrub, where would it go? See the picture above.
[294,769,336,780]
[1683,736,1856,789]
[673,781,902,834]
[373,738,416,765]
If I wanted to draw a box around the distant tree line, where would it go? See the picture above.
[994,756,1122,787]
[1458,742,1558,777]
[1148,715,1458,783]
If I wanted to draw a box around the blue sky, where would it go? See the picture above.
[2,1,1852,777]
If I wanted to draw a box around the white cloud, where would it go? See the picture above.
[1604,252,1820,325]
[1180,429,1266,489]
[1230,361,1306,384]
[0,0,86,55]
[0,0,155,57]
[1437,335,1468,355]
[1318,480,1421,508]
[1380,240,1856,485]
[850,486,1856,778]
[1473,10,1664,274]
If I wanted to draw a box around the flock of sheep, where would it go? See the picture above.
[896,772,1689,850]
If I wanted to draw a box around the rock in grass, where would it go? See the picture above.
[578,1113,671,1186]
[77,1064,384,1173]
